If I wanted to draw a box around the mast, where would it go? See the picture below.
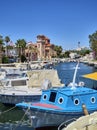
[72,62,79,89]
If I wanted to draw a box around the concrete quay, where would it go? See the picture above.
[27,69,64,88]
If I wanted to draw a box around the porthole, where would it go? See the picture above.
[91,97,96,103]
[43,94,47,100]
[58,97,64,104]
[74,98,79,105]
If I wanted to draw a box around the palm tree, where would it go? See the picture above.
[15,39,27,61]
[5,36,10,56]
[0,35,4,63]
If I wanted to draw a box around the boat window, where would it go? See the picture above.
[43,94,47,100]
[91,97,96,103]
[58,97,64,104]
[74,98,79,105]
[11,80,27,86]
[49,92,57,102]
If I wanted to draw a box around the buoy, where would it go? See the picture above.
[82,104,89,115]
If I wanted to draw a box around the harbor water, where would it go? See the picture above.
[0,62,97,130]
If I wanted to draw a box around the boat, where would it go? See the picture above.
[16,63,97,129]
[0,68,63,106]
[0,75,41,105]
[0,68,6,80]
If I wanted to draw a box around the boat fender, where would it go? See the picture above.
[82,104,89,115]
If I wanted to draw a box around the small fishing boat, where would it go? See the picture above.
[16,63,97,129]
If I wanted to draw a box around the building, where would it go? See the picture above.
[25,41,38,61]
[36,35,56,60]
[25,35,56,61]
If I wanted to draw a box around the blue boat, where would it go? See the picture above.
[16,63,97,129]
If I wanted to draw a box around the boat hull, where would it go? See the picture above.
[0,95,41,106]
[25,108,95,129]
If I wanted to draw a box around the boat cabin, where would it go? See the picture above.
[40,86,97,112]
[3,77,29,90]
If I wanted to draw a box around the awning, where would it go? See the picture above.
[83,72,97,81]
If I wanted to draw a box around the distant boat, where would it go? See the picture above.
[16,63,97,129]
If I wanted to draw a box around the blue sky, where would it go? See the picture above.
[0,0,97,50]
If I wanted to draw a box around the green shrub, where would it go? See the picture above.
[21,55,27,62]
[2,56,9,63]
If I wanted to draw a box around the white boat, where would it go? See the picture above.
[0,69,64,106]
[0,66,27,80]
[0,76,41,105]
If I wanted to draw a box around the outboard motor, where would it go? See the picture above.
[41,79,52,90]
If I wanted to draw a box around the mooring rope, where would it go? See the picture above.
[0,106,16,115]
[12,107,30,130]
[0,105,31,130]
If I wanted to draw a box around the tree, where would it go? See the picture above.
[78,49,90,56]
[15,39,27,62]
[64,51,70,58]
[5,36,10,56]
[89,31,97,59]
[54,45,63,58]
[0,35,4,63]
